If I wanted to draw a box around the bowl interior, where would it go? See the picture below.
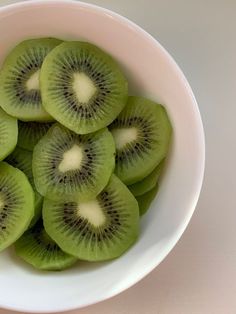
[0,1,204,312]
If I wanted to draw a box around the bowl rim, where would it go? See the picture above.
[0,0,205,313]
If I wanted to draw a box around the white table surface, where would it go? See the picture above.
[0,0,236,313]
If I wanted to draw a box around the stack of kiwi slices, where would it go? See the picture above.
[0,37,172,271]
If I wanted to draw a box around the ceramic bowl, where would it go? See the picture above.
[0,1,205,312]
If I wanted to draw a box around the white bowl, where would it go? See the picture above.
[0,1,205,312]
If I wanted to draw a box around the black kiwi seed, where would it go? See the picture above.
[14,218,77,270]
[0,162,34,252]
[0,38,62,121]
[43,175,139,261]
[109,96,172,185]
[40,41,128,134]
[17,120,54,151]
[6,147,43,227]
[33,124,115,202]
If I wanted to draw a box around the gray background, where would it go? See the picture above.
[1,0,236,313]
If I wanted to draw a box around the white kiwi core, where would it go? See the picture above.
[58,144,83,173]
[72,72,97,103]
[111,127,138,150]
[0,196,4,212]
[26,70,40,91]
[78,200,106,227]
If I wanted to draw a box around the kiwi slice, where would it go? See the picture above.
[135,184,159,216]
[0,162,34,251]
[40,41,128,134]
[0,108,18,161]
[136,184,159,216]
[6,147,43,227]
[15,218,77,271]
[18,121,54,151]
[43,174,139,261]
[128,159,164,196]
[0,38,62,121]
[32,123,115,201]
[109,96,172,185]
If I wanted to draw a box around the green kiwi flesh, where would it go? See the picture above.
[18,121,54,151]
[109,96,172,184]
[0,162,34,251]
[15,218,77,270]
[40,41,128,134]
[43,174,139,261]
[6,147,43,227]
[0,38,62,121]
[128,159,164,196]
[0,108,18,161]
[136,184,159,216]
[32,123,115,201]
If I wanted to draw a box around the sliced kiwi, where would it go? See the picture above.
[6,147,43,227]
[18,121,54,151]
[109,96,172,185]
[15,218,77,271]
[32,123,115,201]
[40,41,128,134]
[0,108,18,161]
[128,159,164,196]
[0,38,62,121]
[136,184,159,216]
[43,174,139,261]
[0,162,34,251]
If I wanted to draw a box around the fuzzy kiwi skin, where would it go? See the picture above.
[40,41,128,134]
[136,184,159,216]
[0,162,34,252]
[43,174,139,262]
